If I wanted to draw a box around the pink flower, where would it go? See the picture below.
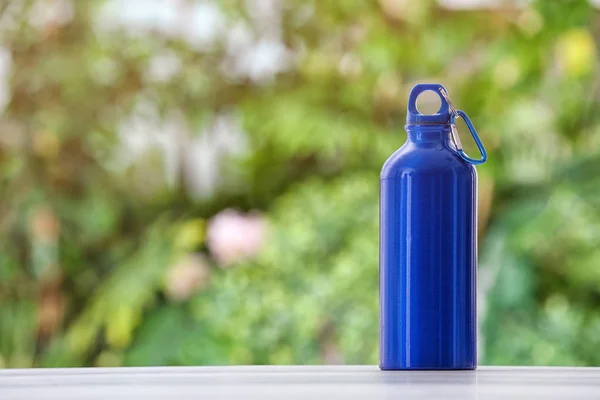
[29,206,61,243]
[165,253,211,301]
[206,209,267,267]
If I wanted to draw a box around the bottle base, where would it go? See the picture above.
[379,364,477,371]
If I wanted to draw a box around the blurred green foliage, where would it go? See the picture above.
[0,0,600,368]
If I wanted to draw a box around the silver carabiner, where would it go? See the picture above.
[438,87,458,117]
[450,110,487,165]
[438,88,487,165]
[438,87,463,149]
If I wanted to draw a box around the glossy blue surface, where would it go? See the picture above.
[379,84,478,370]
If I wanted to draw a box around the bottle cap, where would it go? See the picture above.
[406,83,450,125]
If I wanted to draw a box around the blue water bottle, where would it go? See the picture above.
[379,83,487,370]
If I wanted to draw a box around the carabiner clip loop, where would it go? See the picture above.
[450,110,487,165]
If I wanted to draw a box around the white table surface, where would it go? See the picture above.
[1,366,599,400]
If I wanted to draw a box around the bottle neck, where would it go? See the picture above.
[406,124,452,145]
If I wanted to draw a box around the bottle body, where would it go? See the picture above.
[379,125,477,370]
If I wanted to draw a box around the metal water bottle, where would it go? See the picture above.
[379,83,487,370]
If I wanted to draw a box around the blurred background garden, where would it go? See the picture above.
[0,0,600,368]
